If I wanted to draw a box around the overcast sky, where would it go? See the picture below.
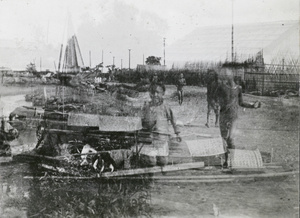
[0,0,298,70]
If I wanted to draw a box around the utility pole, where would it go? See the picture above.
[121,59,123,69]
[113,56,115,66]
[163,38,166,66]
[231,0,234,62]
[128,49,131,69]
[102,50,104,72]
[89,51,91,67]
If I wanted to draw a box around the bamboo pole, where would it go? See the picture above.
[23,170,299,181]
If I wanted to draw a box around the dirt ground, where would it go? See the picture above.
[1,84,299,217]
[148,85,299,217]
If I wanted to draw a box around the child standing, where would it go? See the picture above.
[140,83,180,166]
[215,66,261,167]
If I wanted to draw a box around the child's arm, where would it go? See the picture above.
[168,107,180,135]
[238,86,261,108]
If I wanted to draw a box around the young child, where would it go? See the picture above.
[176,73,186,105]
[140,82,180,166]
[214,66,261,168]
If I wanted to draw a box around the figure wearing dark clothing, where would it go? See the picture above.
[215,67,261,167]
[205,70,220,128]
[176,73,186,105]
[151,73,158,84]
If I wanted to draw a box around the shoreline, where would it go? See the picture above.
[0,85,52,97]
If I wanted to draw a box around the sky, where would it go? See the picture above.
[0,0,298,71]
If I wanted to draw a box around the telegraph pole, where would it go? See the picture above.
[231,0,234,62]
[40,57,42,71]
[163,38,166,66]
[101,50,104,72]
[121,59,123,69]
[143,54,145,65]
[89,51,91,67]
[128,49,131,69]
[113,56,115,66]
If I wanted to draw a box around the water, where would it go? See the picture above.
[0,95,32,118]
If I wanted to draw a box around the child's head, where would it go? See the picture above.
[149,83,165,104]
[219,67,234,83]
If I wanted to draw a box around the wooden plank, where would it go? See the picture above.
[111,170,299,180]
[38,162,205,178]
[180,133,213,138]
[23,170,298,181]
[101,162,205,178]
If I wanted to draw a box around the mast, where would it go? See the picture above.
[62,45,68,73]
[72,36,79,71]
[74,35,84,66]
[58,44,63,72]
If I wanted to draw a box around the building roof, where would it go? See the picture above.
[167,20,299,65]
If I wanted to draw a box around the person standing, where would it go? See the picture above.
[205,70,220,128]
[176,73,186,105]
[215,66,261,168]
[140,82,181,166]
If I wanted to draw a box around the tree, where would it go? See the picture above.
[26,62,37,73]
[145,56,161,65]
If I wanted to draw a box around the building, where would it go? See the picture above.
[167,20,299,66]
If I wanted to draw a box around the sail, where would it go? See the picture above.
[60,35,84,73]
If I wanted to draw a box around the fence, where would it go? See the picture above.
[244,72,300,95]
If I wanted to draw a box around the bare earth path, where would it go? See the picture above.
[149,85,299,217]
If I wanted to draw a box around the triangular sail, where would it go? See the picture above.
[59,35,84,73]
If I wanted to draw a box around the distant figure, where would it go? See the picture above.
[205,70,220,128]
[176,73,186,105]
[151,73,158,84]
[214,66,261,168]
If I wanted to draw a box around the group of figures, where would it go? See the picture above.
[150,65,261,167]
